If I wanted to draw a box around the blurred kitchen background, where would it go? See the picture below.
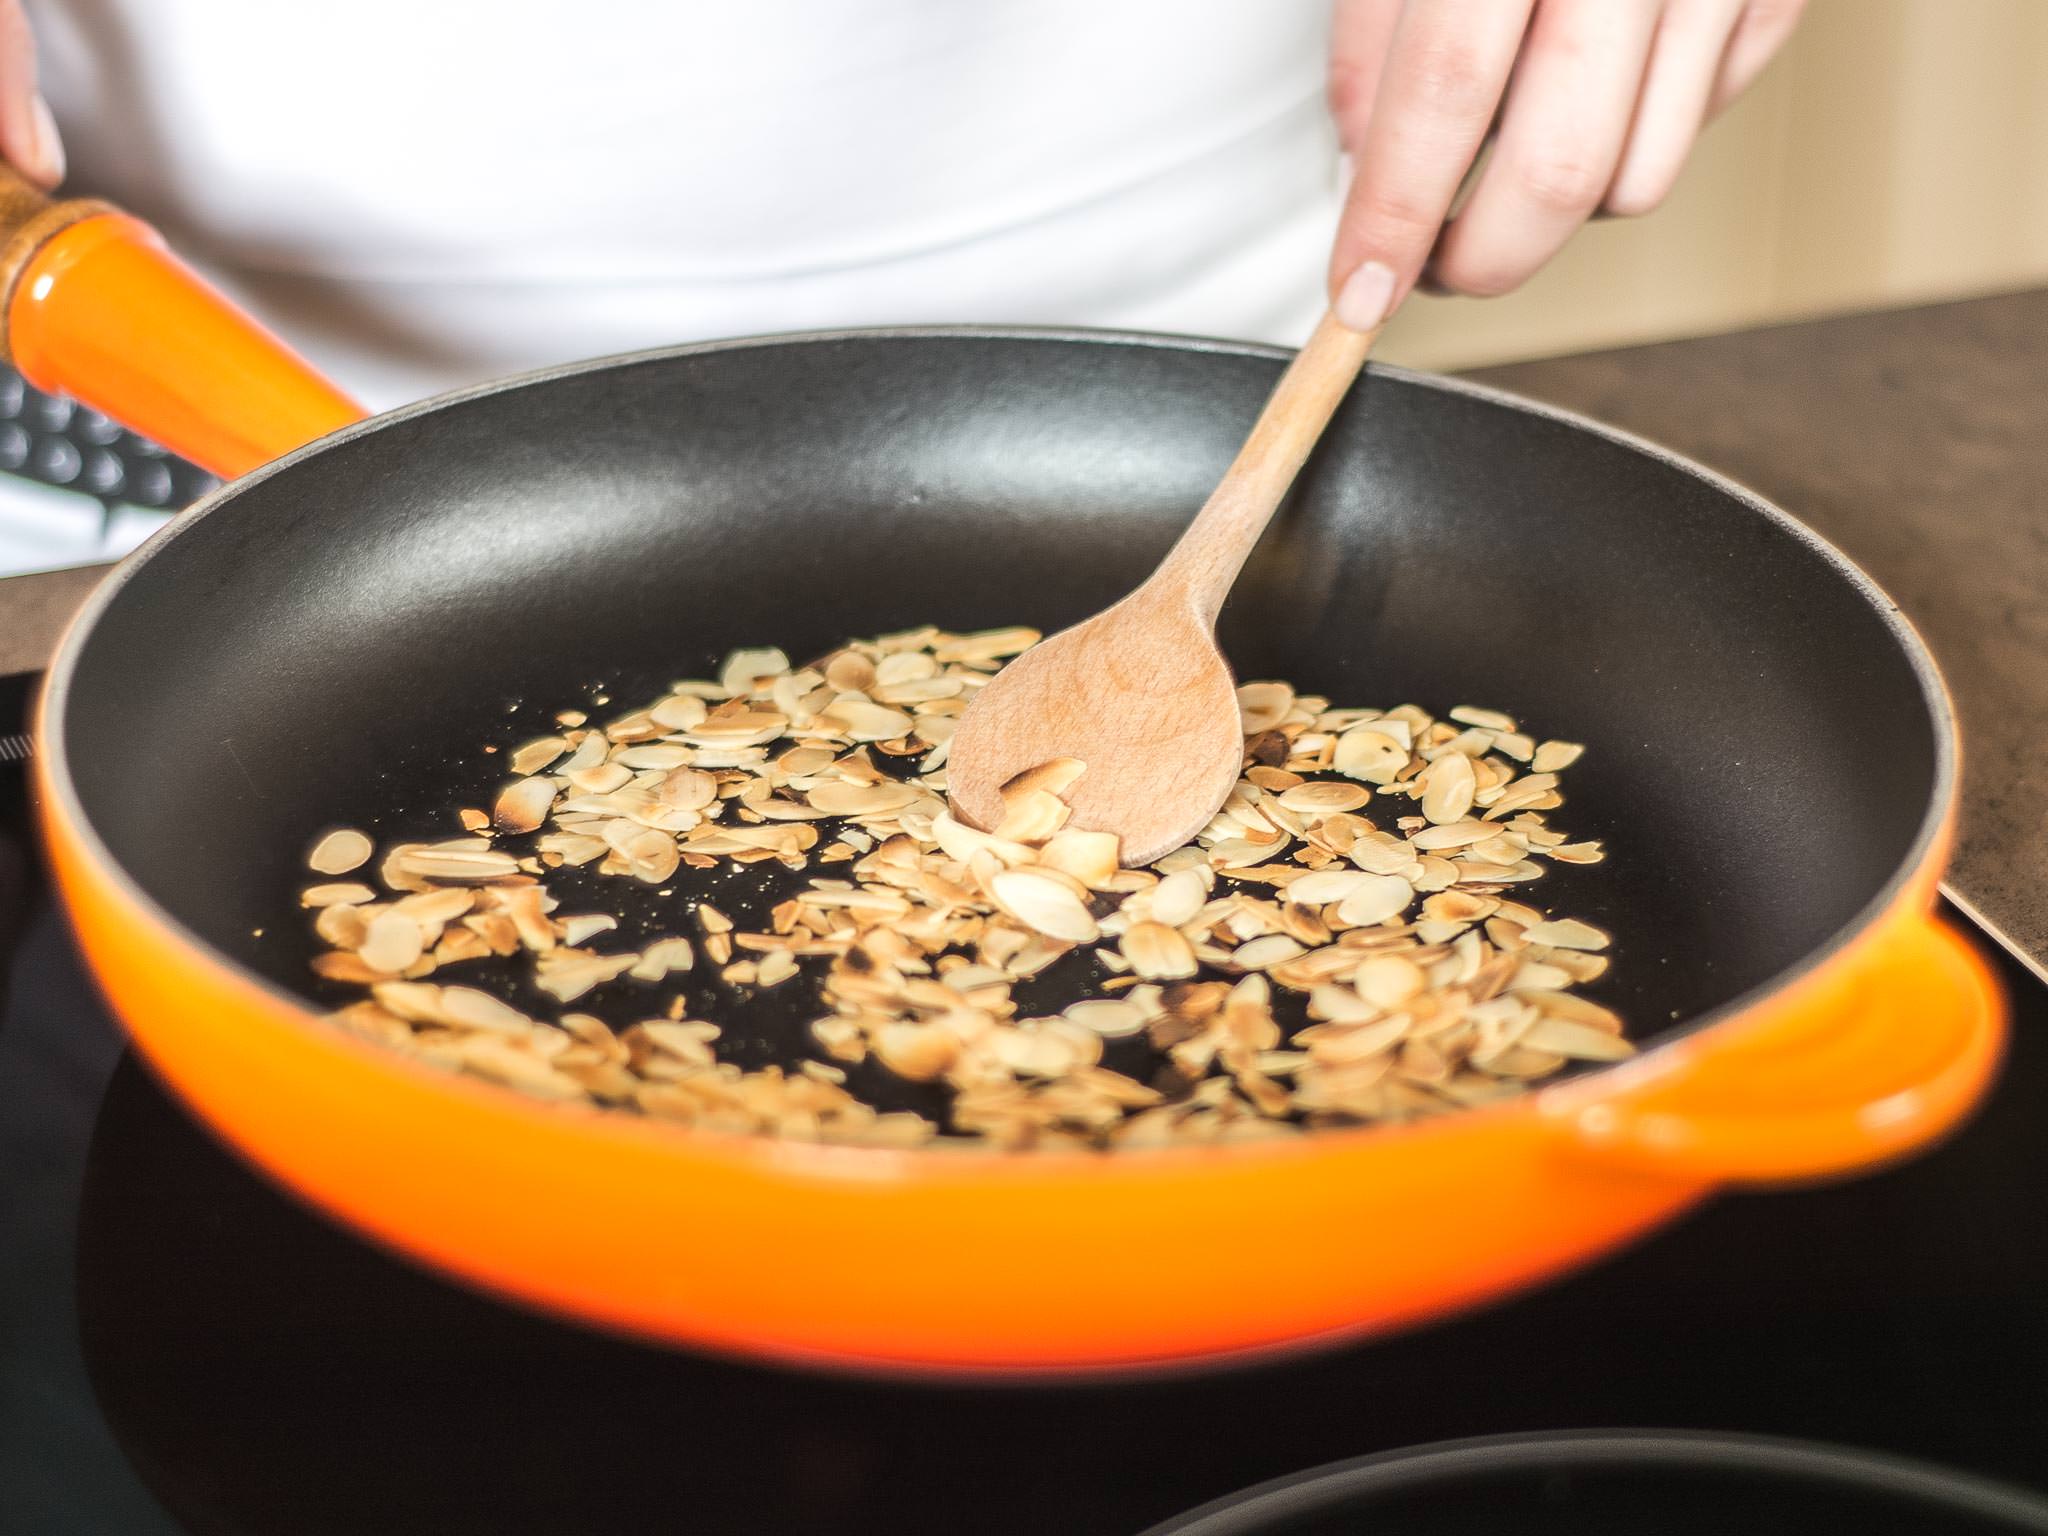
[2,0,2044,581]
[1380,0,2048,369]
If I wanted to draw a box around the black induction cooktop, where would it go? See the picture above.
[1,737,2044,1534]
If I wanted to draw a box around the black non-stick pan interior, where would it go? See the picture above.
[51,331,1946,1058]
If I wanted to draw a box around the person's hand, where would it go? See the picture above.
[1327,0,1804,330]
[0,0,61,188]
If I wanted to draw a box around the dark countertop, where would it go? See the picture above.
[1466,289,2048,978]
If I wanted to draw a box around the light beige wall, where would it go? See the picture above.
[1376,0,2048,371]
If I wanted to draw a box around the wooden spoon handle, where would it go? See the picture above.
[1149,310,1379,622]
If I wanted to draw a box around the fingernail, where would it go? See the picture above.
[1335,260,1396,332]
[28,94,64,186]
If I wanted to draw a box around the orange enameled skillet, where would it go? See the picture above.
[0,170,2004,1374]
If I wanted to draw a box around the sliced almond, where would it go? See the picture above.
[308,828,374,875]
[1333,728,1408,784]
[1335,874,1415,928]
[1419,753,1477,825]
[302,881,376,908]
[1122,921,1198,980]
[1531,740,1585,774]
[720,646,791,696]
[493,777,557,834]
[989,868,1099,943]
[358,910,425,974]
[509,736,570,775]
[1285,869,1371,907]
[993,787,1071,844]
[1236,682,1295,735]
[1524,918,1611,951]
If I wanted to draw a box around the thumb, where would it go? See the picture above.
[0,0,62,189]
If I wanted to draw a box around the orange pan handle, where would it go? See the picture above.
[1545,908,2005,1185]
[0,163,365,479]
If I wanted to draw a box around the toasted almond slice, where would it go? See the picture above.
[1521,1016,1635,1061]
[308,828,374,875]
[931,811,1036,868]
[1063,998,1147,1037]
[534,949,640,1003]
[1519,990,1625,1031]
[1511,959,1576,992]
[1547,840,1607,865]
[1122,921,1198,980]
[434,928,493,965]
[993,787,1071,844]
[809,780,922,818]
[656,767,719,811]
[358,910,425,974]
[458,1040,587,1100]
[495,885,557,952]
[1285,869,1370,906]
[1531,740,1585,773]
[509,735,570,775]
[613,743,694,770]
[1149,867,1211,927]
[1449,705,1516,732]
[315,903,369,949]
[1463,833,1528,866]
[933,626,1039,663]
[395,888,476,925]
[368,980,449,1024]
[629,936,697,981]
[989,868,1099,943]
[1308,983,1380,1024]
[1231,933,1305,971]
[493,776,557,833]
[821,697,916,742]
[877,1022,959,1081]
[1524,918,1610,951]
[396,845,523,884]
[823,649,880,692]
[999,756,1088,801]
[1037,829,1122,889]
[649,694,710,732]
[1335,874,1415,928]
[301,881,375,908]
[1209,837,1286,870]
[872,651,937,688]
[566,762,634,795]
[1422,890,1498,926]
[1409,819,1495,850]
[1308,1014,1416,1068]
[719,647,791,696]
[1354,954,1427,1009]
[1418,753,1477,825]
[439,986,534,1033]
[1346,831,1418,877]
[1277,781,1371,815]
[1236,682,1295,735]
[1333,727,1408,785]
[560,913,619,946]
[756,950,800,988]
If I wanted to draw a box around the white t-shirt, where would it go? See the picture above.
[30,1,1341,408]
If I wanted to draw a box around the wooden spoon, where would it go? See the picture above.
[947,311,1380,866]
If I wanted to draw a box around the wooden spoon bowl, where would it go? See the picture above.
[948,311,1379,863]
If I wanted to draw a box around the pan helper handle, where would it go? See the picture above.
[0,162,363,479]
[1541,908,2004,1185]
